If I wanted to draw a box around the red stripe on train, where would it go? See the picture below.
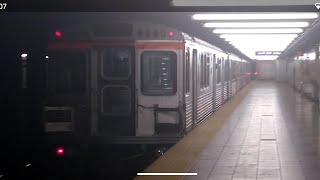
[48,42,184,50]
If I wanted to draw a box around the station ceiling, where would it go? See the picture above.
[2,11,320,61]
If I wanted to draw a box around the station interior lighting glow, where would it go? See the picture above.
[213,28,303,34]
[191,13,319,60]
[192,13,319,20]
[204,22,309,28]
[220,34,298,39]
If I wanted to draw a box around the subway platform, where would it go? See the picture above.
[135,81,320,180]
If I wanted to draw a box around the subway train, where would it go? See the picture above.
[43,21,253,153]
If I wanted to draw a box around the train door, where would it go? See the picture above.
[97,46,136,136]
[44,50,91,138]
[185,48,193,131]
[192,49,198,127]
[136,46,181,136]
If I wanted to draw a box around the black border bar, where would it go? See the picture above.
[2,1,319,12]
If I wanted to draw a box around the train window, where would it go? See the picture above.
[203,55,206,87]
[225,59,229,81]
[217,58,221,84]
[141,51,177,95]
[236,62,239,78]
[201,54,204,89]
[206,56,210,87]
[47,51,86,94]
[232,62,236,79]
[201,54,208,89]
[203,54,206,88]
[199,54,202,89]
[193,49,198,88]
[102,86,131,114]
[186,49,190,94]
[212,54,216,75]
[101,47,132,79]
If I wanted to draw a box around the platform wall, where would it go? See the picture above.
[256,60,276,80]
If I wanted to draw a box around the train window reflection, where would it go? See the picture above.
[141,51,177,95]
[101,47,131,79]
[47,51,86,94]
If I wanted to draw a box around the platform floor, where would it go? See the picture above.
[186,81,320,180]
[136,81,320,180]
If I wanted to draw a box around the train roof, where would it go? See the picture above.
[52,21,249,62]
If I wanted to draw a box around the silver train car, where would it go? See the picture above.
[43,22,252,147]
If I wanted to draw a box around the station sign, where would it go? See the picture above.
[255,51,282,56]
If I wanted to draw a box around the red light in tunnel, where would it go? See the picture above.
[55,31,62,37]
[56,147,64,156]
[168,31,174,38]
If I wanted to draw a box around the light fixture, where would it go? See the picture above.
[234,43,290,48]
[204,22,309,28]
[225,38,296,43]
[228,39,294,45]
[220,34,298,39]
[192,13,319,20]
[232,44,289,49]
[213,28,303,34]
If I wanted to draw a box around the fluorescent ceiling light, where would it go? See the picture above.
[236,47,288,51]
[204,22,309,28]
[229,39,293,43]
[220,34,298,39]
[225,38,295,42]
[255,56,279,60]
[232,42,291,47]
[228,38,294,42]
[192,13,318,20]
[227,39,295,44]
[232,43,290,48]
[213,28,303,34]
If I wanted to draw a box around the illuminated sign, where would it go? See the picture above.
[255,51,282,55]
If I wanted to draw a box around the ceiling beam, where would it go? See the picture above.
[279,18,320,60]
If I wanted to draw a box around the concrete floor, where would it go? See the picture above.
[185,81,320,180]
